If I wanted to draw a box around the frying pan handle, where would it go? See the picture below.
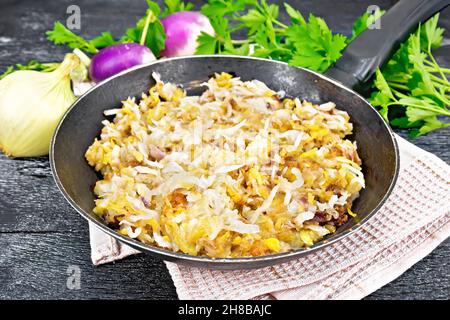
[325,0,450,92]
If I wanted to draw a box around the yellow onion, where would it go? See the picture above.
[0,53,80,157]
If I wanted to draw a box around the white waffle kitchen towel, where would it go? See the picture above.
[88,135,450,299]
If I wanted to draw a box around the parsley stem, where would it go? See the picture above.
[272,47,291,53]
[388,74,449,95]
[426,66,450,74]
[140,10,153,46]
[40,63,60,72]
[274,28,286,33]
[424,60,437,68]
[423,59,449,73]
[386,82,409,91]
[393,88,450,110]
[437,91,450,106]
[387,101,450,116]
[231,39,251,44]
[266,19,276,44]
[388,79,449,97]
[230,25,247,33]
[426,52,450,85]
[429,74,450,87]
[425,65,449,74]
[272,19,288,29]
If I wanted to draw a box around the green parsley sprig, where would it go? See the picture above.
[0,60,59,80]
[119,0,166,56]
[196,0,380,73]
[46,21,104,54]
[370,14,450,137]
[162,0,194,17]
[46,1,167,56]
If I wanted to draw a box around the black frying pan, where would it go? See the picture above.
[50,0,449,269]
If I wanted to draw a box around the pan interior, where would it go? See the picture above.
[52,56,397,267]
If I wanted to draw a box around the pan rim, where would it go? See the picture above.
[50,55,400,267]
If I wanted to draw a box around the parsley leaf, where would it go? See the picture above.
[284,3,305,25]
[224,42,250,55]
[200,0,260,57]
[239,0,281,43]
[421,14,444,50]
[286,14,347,72]
[369,14,450,137]
[196,17,236,55]
[89,32,117,49]
[146,21,166,56]
[410,116,450,137]
[162,0,194,17]
[196,32,219,54]
[46,22,99,54]
[350,9,385,41]
[201,0,255,18]
[0,60,59,80]
[240,8,267,35]
[369,69,395,121]
[120,1,166,56]
[46,23,117,53]
[46,1,166,57]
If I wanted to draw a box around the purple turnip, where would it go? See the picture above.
[161,11,214,57]
[89,43,156,82]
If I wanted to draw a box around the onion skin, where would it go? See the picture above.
[89,43,156,82]
[0,54,79,157]
[161,11,215,57]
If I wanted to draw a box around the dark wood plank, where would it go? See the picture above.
[0,155,82,232]
[0,232,177,299]
[367,243,450,300]
[0,0,448,300]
